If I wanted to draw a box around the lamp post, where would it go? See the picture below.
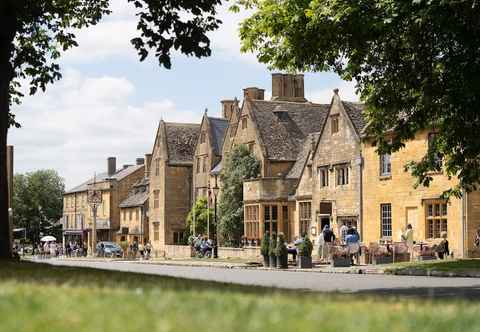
[87,175,102,256]
[212,174,219,259]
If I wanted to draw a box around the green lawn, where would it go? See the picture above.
[1,261,480,332]
[384,259,480,275]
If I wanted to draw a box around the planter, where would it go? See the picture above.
[263,255,270,267]
[297,256,312,269]
[372,255,393,265]
[276,255,288,269]
[269,255,277,268]
[332,256,351,267]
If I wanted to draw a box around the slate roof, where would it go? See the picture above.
[164,122,200,164]
[250,100,329,161]
[119,190,148,208]
[65,164,144,194]
[208,117,229,156]
[342,101,366,135]
[286,132,320,179]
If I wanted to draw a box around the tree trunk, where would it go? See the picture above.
[0,1,17,259]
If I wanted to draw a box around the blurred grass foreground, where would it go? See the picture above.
[0,261,479,332]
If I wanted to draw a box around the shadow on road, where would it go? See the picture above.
[356,286,480,300]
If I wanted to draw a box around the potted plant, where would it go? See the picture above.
[370,244,393,265]
[331,245,350,267]
[269,233,277,268]
[297,237,313,268]
[275,233,288,269]
[260,232,270,267]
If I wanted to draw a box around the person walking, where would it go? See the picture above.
[145,241,152,260]
[402,224,414,261]
[138,242,145,260]
[345,227,360,265]
[436,231,450,259]
[322,225,336,263]
[339,222,349,244]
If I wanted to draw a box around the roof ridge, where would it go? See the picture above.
[165,122,200,127]
[253,99,330,107]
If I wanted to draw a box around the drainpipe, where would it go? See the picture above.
[461,189,467,258]
[357,154,364,241]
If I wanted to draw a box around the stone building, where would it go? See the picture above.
[118,156,151,244]
[62,157,144,247]
[148,120,199,253]
[362,129,480,258]
[293,91,366,240]
[192,110,228,202]
[241,74,330,243]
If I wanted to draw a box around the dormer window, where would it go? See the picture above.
[242,117,248,129]
[200,131,206,144]
[331,114,339,134]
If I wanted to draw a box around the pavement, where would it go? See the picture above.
[40,258,480,299]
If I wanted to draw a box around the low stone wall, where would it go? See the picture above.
[218,246,261,260]
[162,245,192,258]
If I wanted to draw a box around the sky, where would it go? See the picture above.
[8,1,358,190]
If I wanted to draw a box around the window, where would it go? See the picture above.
[64,215,69,229]
[299,202,311,236]
[264,205,278,234]
[129,210,132,221]
[380,204,392,238]
[173,231,184,244]
[135,209,139,220]
[155,159,160,176]
[331,115,339,134]
[248,142,255,153]
[230,125,237,138]
[318,167,329,187]
[153,190,160,209]
[426,201,448,238]
[200,131,206,144]
[282,206,289,241]
[336,165,349,185]
[307,165,312,178]
[196,157,201,174]
[245,205,260,240]
[202,157,207,173]
[153,222,160,241]
[428,132,443,170]
[242,117,248,129]
[380,153,391,177]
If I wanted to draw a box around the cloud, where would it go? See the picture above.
[307,80,359,104]
[8,69,200,189]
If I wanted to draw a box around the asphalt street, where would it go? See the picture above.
[43,259,480,299]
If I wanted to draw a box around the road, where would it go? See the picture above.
[44,259,480,298]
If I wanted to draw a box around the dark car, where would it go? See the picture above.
[96,241,123,258]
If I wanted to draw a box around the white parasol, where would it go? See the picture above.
[40,235,56,242]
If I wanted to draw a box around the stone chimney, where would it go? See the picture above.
[271,73,307,102]
[107,157,116,176]
[144,153,152,178]
[136,158,145,166]
[243,87,265,101]
[123,164,132,169]
[221,99,239,120]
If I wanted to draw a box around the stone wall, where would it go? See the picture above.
[244,177,298,203]
[161,245,261,260]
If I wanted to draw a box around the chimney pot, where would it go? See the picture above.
[271,73,307,102]
[145,154,152,178]
[220,99,239,120]
[243,87,265,101]
[136,158,145,165]
[107,157,116,176]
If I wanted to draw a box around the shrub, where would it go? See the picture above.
[275,233,288,257]
[260,232,270,256]
[298,237,313,257]
[268,233,277,256]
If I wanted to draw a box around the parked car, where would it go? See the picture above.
[96,242,123,257]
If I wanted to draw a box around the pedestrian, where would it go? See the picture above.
[322,225,336,263]
[316,230,325,262]
[401,224,414,261]
[436,231,449,260]
[100,242,105,257]
[145,241,152,260]
[339,222,349,244]
[138,242,144,259]
[345,227,360,265]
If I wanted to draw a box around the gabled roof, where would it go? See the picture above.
[208,116,229,156]
[65,164,144,194]
[119,190,148,208]
[164,122,200,164]
[286,132,320,179]
[249,100,329,161]
[342,101,366,135]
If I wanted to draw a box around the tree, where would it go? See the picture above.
[218,144,260,247]
[237,0,480,197]
[12,170,65,244]
[0,0,222,258]
[186,197,214,239]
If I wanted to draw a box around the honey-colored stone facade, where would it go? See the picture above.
[362,129,480,257]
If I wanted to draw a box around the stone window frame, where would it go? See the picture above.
[241,116,248,130]
[200,131,206,144]
[153,190,160,209]
[173,231,184,244]
[317,166,329,187]
[330,114,340,134]
[380,203,392,238]
[379,153,392,178]
[153,222,160,241]
[264,205,278,235]
[335,164,349,186]
[155,159,160,176]
[202,156,207,173]
[196,157,201,174]
[299,201,312,236]
[425,200,448,239]
[245,205,260,240]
